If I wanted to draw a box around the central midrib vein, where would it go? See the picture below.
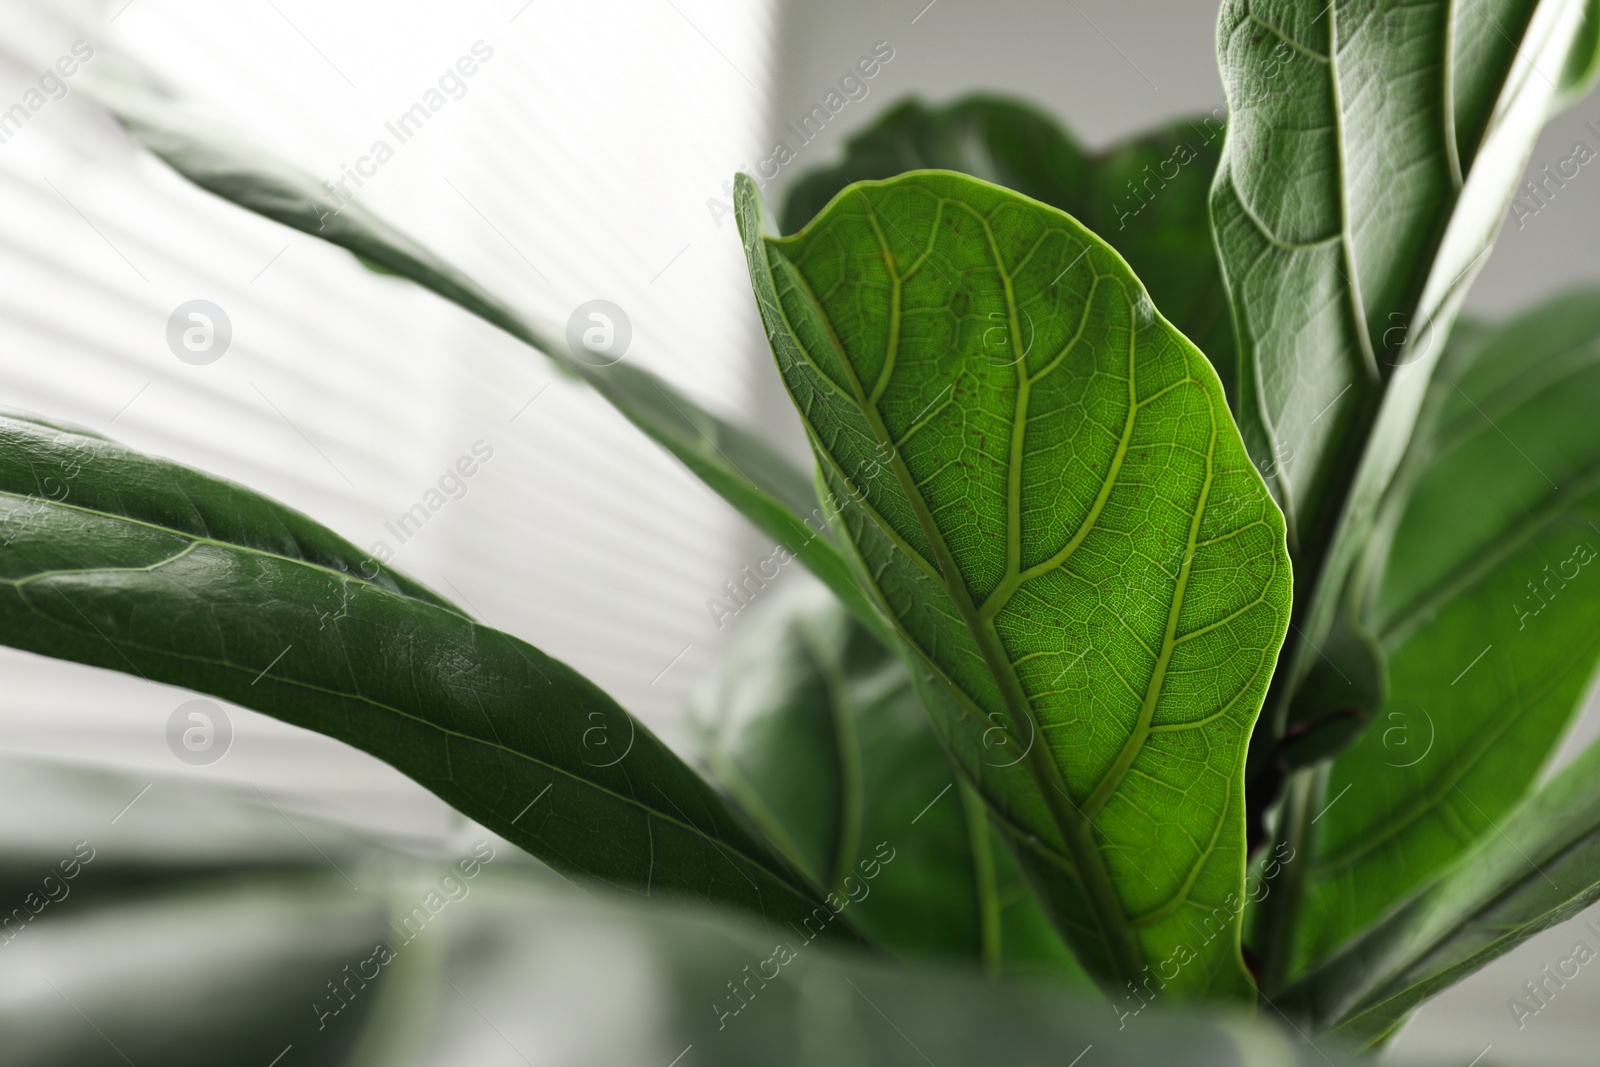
[794,194,1143,982]
[1084,395,1220,818]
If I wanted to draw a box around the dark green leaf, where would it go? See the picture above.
[691,582,1089,983]
[0,409,853,943]
[737,170,1292,996]
[1558,0,1600,108]
[1212,0,1590,730]
[97,89,885,643]
[1276,619,1384,771]
[1296,290,1600,971]
[1284,732,1600,1045]
[781,96,1237,402]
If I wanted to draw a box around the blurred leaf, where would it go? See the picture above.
[353,252,405,277]
[94,87,885,644]
[0,409,852,943]
[737,171,1291,996]
[1284,731,1600,1046]
[1276,620,1384,773]
[1296,290,1600,972]
[0,758,1362,1067]
[0,757,439,1067]
[691,581,1088,983]
[1558,0,1600,108]
[781,96,1237,403]
[1212,0,1590,750]
[3,875,402,1067]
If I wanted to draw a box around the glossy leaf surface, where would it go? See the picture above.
[738,171,1292,995]
[0,410,849,942]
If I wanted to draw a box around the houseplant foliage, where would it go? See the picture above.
[736,166,1292,999]
[7,0,1600,1058]
[0,755,1337,1066]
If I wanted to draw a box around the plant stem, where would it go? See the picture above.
[1254,763,1324,995]
[960,780,1003,980]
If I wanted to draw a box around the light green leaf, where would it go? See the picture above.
[779,97,1237,403]
[1212,0,1590,724]
[1284,731,1600,1045]
[736,170,1292,995]
[0,409,853,943]
[1295,290,1600,971]
[96,89,884,643]
[691,581,1088,983]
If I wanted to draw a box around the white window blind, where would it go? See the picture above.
[0,0,787,838]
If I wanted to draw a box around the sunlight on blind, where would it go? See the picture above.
[0,0,783,837]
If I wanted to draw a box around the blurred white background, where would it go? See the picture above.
[0,0,1597,1062]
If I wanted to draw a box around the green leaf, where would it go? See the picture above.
[96,89,885,644]
[1276,619,1384,772]
[736,170,1293,996]
[781,97,1237,403]
[1558,0,1600,108]
[1295,290,1600,972]
[691,581,1089,983]
[0,409,855,943]
[1212,0,1591,717]
[1284,732,1600,1045]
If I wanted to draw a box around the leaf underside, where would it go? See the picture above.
[1297,290,1600,973]
[1213,0,1589,755]
[738,170,1292,996]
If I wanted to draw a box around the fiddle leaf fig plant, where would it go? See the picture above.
[736,168,1292,998]
[8,0,1600,1059]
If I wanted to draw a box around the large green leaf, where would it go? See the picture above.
[1293,290,1600,971]
[0,409,854,943]
[92,88,884,643]
[1283,733,1600,1045]
[780,97,1237,403]
[736,171,1293,995]
[1213,0,1590,727]
[691,581,1087,982]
